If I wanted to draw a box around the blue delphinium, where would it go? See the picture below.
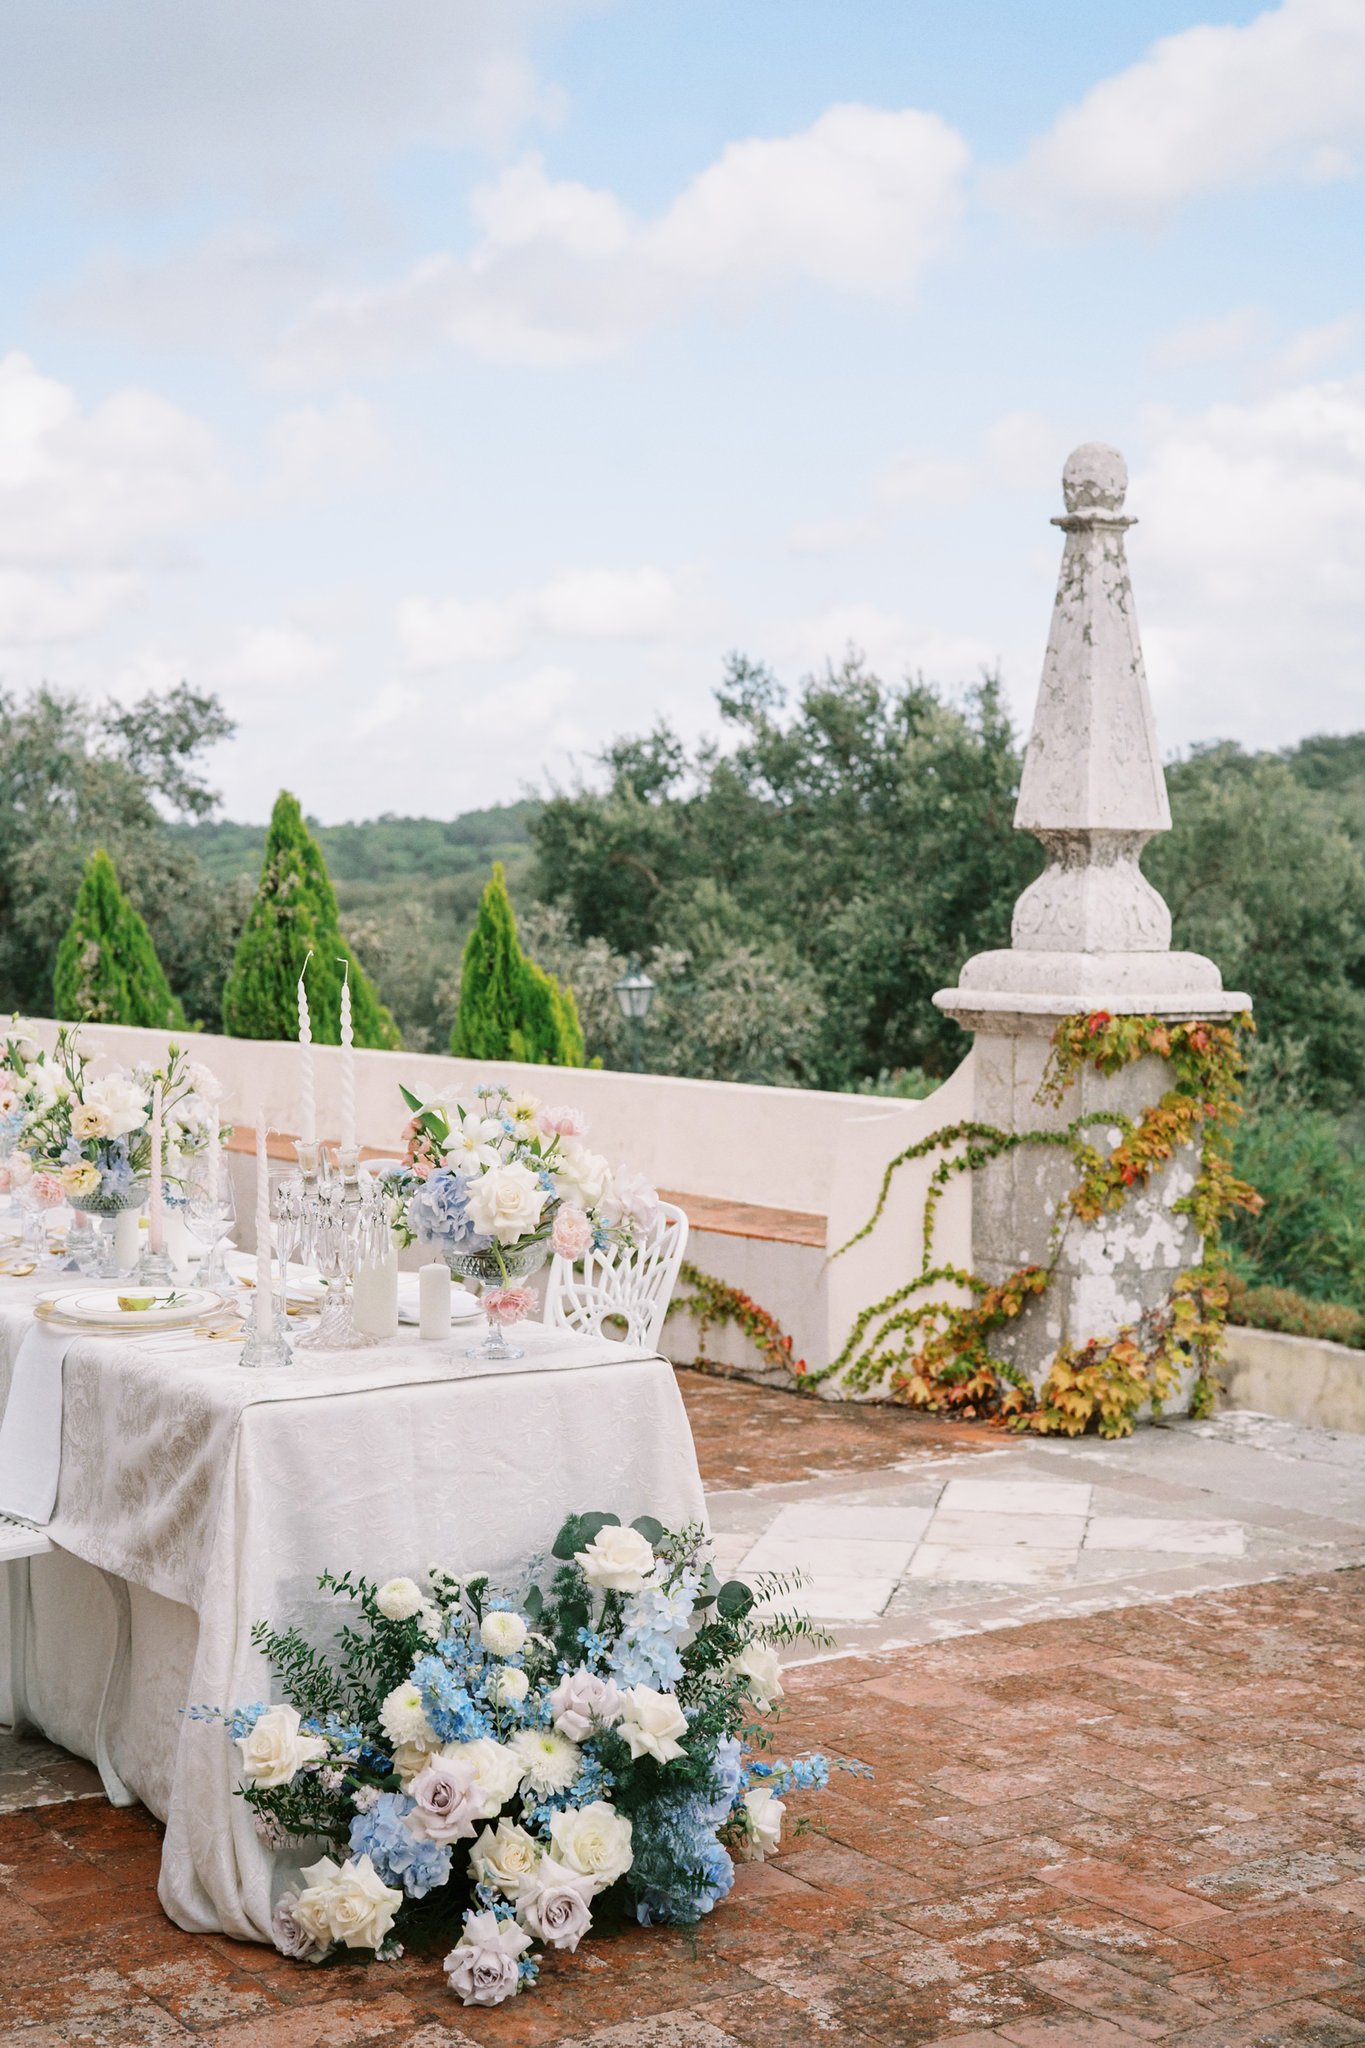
[349,1792,451,1899]
[411,1654,492,1744]
[610,1565,700,1690]
[409,1168,487,1252]
[746,1751,832,1796]
[629,1787,734,1927]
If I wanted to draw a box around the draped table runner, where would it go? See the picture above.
[0,1277,707,1940]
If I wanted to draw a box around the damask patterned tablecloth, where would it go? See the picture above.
[0,1283,707,1940]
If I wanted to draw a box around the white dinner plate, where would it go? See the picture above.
[40,1286,227,1329]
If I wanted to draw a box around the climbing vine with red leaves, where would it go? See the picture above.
[671,1012,1260,1440]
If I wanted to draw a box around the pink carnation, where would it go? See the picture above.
[551,1204,594,1262]
[481,1285,537,1328]
[540,1105,586,1139]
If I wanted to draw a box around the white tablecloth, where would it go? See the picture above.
[0,1281,706,1940]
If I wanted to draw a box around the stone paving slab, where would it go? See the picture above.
[0,1569,1359,2045]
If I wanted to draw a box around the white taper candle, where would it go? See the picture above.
[338,963,356,1157]
[148,1080,164,1254]
[297,958,317,1149]
[254,1110,272,1314]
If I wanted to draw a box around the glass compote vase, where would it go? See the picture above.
[445,1239,549,1362]
[70,1181,150,1279]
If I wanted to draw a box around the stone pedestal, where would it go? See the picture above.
[934,444,1249,1404]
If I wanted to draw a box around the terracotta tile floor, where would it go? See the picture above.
[2,1566,1360,2047]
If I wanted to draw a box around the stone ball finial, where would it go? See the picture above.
[1062,442,1127,515]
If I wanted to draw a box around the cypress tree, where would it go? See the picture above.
[451,862,585,1065]
[53,848,186,1029]
[221,790,399,1047]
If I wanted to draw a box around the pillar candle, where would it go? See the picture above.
[338,964,356,1156]
[113,1205,141,1273]
[148,1080,164,1255]
[297,957,316,1149]
[418,1262,450,1341]
[254,1111,273,1316]
[353,1240,399,1340]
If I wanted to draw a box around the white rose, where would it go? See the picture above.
[236,1704,328,1789]
[601,1168,662,1234]
[469,1819,542,1898]
[393,1737,441,1787]
[618,1685,688,1765]
[479,1610,527,1657]
[379,1681,436,1751]
[490,1666,529,1707]
[444,1736,523,1815]
[576,1524,655,1593]
[466,1161,547,1246]
[84,1072,147,1139]
[548,1801,634,1892]
[742,1786,785,1861]
[555,1141,612,1211]
[548,1668,624,1744]
[731,1640,784,1711]
[294,1854,402,1951]
[515,1855,595,1952]
[375,1576,425,1621]
[444,1908,529,2008]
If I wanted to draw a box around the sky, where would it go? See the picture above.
[0,0,1360,824]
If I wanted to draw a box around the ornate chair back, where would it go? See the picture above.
[543,1202,689,1352]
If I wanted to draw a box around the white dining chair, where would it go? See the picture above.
[543,1202,689,1353]
[2,1515,135,1807]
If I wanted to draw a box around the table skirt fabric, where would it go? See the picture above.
[0,1334,706,1941]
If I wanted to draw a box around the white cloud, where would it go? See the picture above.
[776,603,1000,687]
[267,397,391,502]
[0,569,139,650]
[278,104,969,374]
[0,1,572,204]
[54,230,338,358]
[399,565,689,671]
[1000,0,1365,229]
[0,352,228,570]
[1150,307,1265,370]
[1135,375,1365,746]
[1270,314,1361,383]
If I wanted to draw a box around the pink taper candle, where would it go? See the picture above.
[148,1079,164,1254]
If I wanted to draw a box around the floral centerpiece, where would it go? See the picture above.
[202,1509,859,2007]
[16,1029,221,1214]
[385,1084,659,1353]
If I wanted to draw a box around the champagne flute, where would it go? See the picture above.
[185,1152,236,1292]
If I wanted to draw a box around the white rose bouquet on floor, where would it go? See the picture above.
[201,1510,865,2006]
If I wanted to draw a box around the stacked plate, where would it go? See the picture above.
[36,1286,229,1332]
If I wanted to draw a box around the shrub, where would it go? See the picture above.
[1223,1273,1364,1350]
[53,848,185,1030]
[221,791,399,1047]
[450,863,584,1065]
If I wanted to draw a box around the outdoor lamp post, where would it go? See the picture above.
[614,962,655,1073]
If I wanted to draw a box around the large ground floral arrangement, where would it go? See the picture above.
[2,1021,221,1206]
[386,1082,658,1284]
[206,1510,853,2008]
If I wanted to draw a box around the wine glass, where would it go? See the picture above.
[185,1153,236,1292]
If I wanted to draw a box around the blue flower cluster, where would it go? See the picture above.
[409,1168,487,1252]
[411,1653,493,1744]
[609,1566,700,1692]
[349,1792,451,1899]
[746,1751,832,1796]
[186,1699,267,1738]
[632,1788,735,1926]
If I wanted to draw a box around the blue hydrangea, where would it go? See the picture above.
[411,1654,492,1744]
[700,1736,743,1826]
[409,1168,487,1252]
[609,1628,684,1691]
[349,1792,451,1899]
[625,1569,701,1634]
[99,1138,134,1198]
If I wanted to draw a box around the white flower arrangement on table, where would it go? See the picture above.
[12,1027,224,1207]
[384,1083,658,1317]
[199,1511,864,2007]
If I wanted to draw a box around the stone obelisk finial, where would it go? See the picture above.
[936,442,1246,1021]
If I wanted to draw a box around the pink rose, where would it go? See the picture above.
[31,1173,65,1208]
[515,1857,595,1951]
[481,1285,537,1328]
[540,1106,586,1139]
[551,1204,594,1262]
[408,1756,484,1844]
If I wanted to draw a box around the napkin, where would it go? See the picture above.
[0,1318,74,1524]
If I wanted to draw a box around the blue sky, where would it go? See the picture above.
[0,0,1359,822]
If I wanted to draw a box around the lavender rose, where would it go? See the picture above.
[548,1667,624,1744]
[408,1755,484,1844]
[443,1909,530,2007]
[515,1856,595,1952]
[271,1889,325,1962]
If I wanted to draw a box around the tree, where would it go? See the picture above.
[0,681,242,1027]
[451,863,585,1065]
[221,791,399,1048]
[53,848,186,1029]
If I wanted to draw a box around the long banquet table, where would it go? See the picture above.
[0,1271,707,1941]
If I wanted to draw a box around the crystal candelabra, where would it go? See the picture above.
[285,1146,379,1351]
